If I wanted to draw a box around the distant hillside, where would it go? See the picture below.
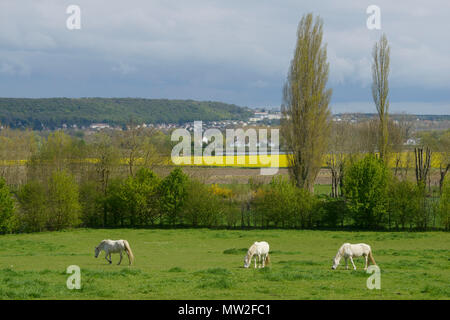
[0,98,253,129]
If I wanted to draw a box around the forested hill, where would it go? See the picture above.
[0,98,253,129]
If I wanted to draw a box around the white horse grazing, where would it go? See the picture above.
[331,243,376,270]
[95,239,134,265]
[244,241,270,268]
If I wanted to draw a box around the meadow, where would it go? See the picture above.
[0,228,448,300]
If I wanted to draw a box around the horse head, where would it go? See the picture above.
[332,252,341,269]
[243,254,250,268]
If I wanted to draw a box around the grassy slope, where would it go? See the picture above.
[0,229,449,300]
[0,98,252,127]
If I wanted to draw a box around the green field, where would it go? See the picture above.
[0,228,449,300]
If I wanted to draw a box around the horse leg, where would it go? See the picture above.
[262,254,266,268]
[345,257,349,270]
[118,252,123,265]
[105,252,112,264]
[349,257,356,270]
[364,255,368,270]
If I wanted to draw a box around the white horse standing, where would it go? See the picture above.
[244,241,270,268]
[331,243,376,270]
[95,239,134,265]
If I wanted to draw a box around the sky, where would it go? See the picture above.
[0,0,449,114]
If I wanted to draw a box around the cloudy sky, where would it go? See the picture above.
[0,0,449,114]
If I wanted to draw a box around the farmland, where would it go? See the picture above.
[0,228,448,300]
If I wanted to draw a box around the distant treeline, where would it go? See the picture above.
[0,98,253,129]
[335,113,450,121]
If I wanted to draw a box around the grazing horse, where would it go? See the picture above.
[331,243,376,270]
[244,241,270,268]
[94,239,134,265]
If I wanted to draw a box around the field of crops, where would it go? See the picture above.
[0,229,448,300]
[0,152,446,168]
[172,152,447,168]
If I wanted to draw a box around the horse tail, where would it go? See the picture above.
[123,240,134,265]
[265,253,270,266]
[369,250,376,266]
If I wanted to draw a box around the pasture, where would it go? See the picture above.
[0,228,449,300]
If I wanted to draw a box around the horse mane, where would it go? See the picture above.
[335,243,348,259]
[248,243,257,255]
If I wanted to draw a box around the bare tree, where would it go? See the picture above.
[281,13,332,192]
[327,122,352,197]
[415,147,431,188]
[118,119,169,177]
[372,34,391,161]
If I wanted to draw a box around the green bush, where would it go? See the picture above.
[158,168,189,226]
[47,170,81,230]
[182,180,223,227]
[387,179,422,230]
[439,176,450,230]
[17,180,47,232]
[79,181,104,227]
[0,177,16,234]
[317,196,349,228]
[104,168,161,227]
[251,176,318,228]
[343,155,390,229]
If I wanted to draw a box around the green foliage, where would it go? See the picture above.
[158,168,189,225]
[182,180,223,227]
[46,171,81,230]
[439,176,450,230]
[251,176,318,228]
[317,196,349,228]
[17,181,47,232]
[79,181,104,227]
[387,179,422,230]
[105,168,161,227]
[0,98,252,129]
[343,155,390,229]
[281,13,332,191]
[0,177,16,234]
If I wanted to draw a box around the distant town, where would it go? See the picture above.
[4,107,447,136]
[82,109,449,134]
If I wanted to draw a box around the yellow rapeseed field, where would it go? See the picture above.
[0,152,444,168]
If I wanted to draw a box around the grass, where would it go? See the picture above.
[0,228,449,299]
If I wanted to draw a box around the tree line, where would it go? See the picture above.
[0,98,252,129]
[0,127,447,233]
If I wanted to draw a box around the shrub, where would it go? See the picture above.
[251,176,318,228]
[158,168,189,226]
[182,180,223,227]
[79,181,104,227]
[105,168,161,227]
[318,196,349,228]
[439,176,450,230]
[343,155,390,229]
[47,170,81,230]
[387,179,423,230]
[17,180,47,232]
[0,177,16,234]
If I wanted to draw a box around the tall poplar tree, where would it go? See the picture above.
[372,34,390,161]
[281,13,332,192]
